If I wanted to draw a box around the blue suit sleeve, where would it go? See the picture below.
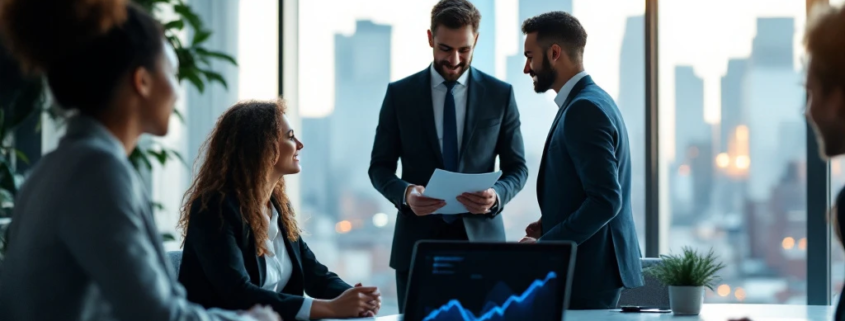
[368,84,412,211]
[490,85,528,216]
[539,100,622,245]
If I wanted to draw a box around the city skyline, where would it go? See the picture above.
[288,0,814,312]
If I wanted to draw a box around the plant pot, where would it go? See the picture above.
[668,285,704,315]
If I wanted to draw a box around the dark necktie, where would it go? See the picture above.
[442,80,459,223]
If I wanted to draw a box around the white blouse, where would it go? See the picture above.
[261,205,312,320]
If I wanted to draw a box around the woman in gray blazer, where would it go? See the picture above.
[0,1,277,320]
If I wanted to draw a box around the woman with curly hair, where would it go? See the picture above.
[177,99,381,321]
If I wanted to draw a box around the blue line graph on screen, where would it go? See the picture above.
[422,271,557,321]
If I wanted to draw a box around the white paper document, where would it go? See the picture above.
[421,169,502,215]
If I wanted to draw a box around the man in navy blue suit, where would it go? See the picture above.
[369,0,527,312]
[517,11,644,309]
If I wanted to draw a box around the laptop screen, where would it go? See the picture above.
[403,241,576,321]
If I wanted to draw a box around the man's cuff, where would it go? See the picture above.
[402,185,413,206]
[295,298,314,321]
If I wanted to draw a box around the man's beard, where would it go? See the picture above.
[531,54,557,93]
[434,58,471,82]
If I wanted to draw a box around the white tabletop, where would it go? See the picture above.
[317,304,834,321]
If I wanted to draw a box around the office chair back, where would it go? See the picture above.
[618,258,669,308]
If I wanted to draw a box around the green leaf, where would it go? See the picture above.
[192,29,212,46]
[167,149,189,168]
[200,69,227,89]
[195,47,238,66]
[152,202,165,211]
[14,150,29,165]
[163,20,184,30]
[181,69,205,93]
[173,4,203,31]
[129,147,153,172]
[644,246,725,289]
[9,78,44,130]
[172,108,185,123]
[161,232,176,242]
[0,162,17,196]
[146,149,168,166]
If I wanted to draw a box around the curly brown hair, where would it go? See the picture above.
[178,98,300,256]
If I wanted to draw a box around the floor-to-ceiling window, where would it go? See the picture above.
[293,0,645,314]
[658,0,808,304]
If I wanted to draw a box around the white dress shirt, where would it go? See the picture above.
[553,71,589,108]
[430,63,470,151]
[262,205,312,321]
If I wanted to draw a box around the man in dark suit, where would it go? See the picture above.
[368,0,527,312]
[516,12,644,309]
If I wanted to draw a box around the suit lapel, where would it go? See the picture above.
[537,76,593,206]
[418,67,444,167]
[459,68,485,172]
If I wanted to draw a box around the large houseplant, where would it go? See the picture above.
[644,247,725,315]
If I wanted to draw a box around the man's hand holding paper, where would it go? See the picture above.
[421,169,502,215]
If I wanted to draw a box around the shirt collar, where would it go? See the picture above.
[553,71,589,108]
[430,63,470,88]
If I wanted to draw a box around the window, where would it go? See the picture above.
[294,0,645,314]
[659,0,807,303]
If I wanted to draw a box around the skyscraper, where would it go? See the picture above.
[330,20,393,215]
[720,58,748,153]
[673,65,711,218]
[470,0,496,75]
[744,17,803,201]
[674,65,708,164]
[618,15,646,247]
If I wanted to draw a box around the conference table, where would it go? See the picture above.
[317,304,833,321]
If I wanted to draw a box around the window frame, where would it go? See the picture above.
[279,0,835,306]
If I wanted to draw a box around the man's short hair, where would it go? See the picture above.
[521,11,587,64]
[430,0,481,34]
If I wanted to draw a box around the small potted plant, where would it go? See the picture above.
[644,246,725,315]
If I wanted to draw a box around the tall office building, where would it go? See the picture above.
[617,15,645,242]
[744,17,803,201]
[674,65,708,164]
[470,0,496,75]
[720,59,748,154]
[673,65,711,218]
[329,20,393,217]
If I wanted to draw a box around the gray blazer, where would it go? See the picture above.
[0,116,249,321]
[369,66,528,271]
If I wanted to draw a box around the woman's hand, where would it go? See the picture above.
[311,285,380,318]
[355,282,382,317]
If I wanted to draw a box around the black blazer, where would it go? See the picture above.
[536,76,644,296]
[178,193,351,321]
[369,66,528,271]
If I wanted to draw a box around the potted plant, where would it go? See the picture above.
[644,246,725,315]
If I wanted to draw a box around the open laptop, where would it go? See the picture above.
[402,241,577,321]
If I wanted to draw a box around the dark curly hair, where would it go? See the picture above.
[178,98,300,256]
